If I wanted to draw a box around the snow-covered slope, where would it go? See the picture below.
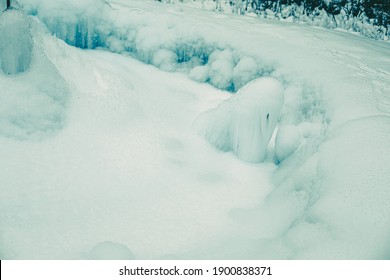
[0,0,389,259]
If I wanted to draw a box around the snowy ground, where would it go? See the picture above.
[0,0,389,259]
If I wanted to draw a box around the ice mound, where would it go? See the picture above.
[0,19,70,140]
[195,77,284,163]
[89,241,135,260]
[0,9,33,75]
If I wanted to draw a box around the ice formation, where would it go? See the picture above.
[195,77,284,163]
[0,9,69,140]
[17,0,272,92]
[0,9,33,75]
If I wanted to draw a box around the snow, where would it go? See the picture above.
[0,28,273,259]
[189,65,209,83]
[208,49,235,90]
[195,77,284,163]
[308,116,390,259]
[0,0,389,260]
[89,241,135,260]
[152,49,178,72]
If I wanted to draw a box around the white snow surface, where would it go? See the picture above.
[0,0,389,259]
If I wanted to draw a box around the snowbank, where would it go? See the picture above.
[0,39,274,259]
[195,77,284,163]
[267,116,390,259]
[305,116,390,258]
[0,10,33,75]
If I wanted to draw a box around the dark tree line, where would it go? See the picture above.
[230,0,389,28]
[156,0,389,38]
